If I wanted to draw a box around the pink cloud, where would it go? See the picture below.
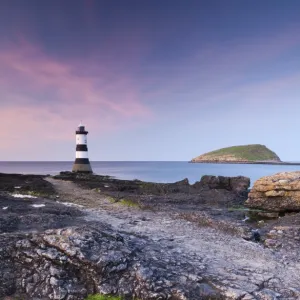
[0,40,152,144]
[0,38,154,159]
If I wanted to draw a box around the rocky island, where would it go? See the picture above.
[191,144,285,164]
[1,171,300,299]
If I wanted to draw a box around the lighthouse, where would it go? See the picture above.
[72,122,93,173]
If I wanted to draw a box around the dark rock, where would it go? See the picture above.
[198,175,231,190]
[0,225,222,300]
[0,195,83,234]
[251,229,261,242]
[0,173,55,196]
[54,172,250,208]
[229,176,251,196]
[196,175,250,194]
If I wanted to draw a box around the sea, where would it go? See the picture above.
[1,161,300,187]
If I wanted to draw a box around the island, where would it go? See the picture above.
[191,144,285,164]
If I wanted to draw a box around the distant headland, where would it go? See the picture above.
[190,144,300,165]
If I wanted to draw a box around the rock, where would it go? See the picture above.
[253,288,281,299]
[246,172,300,212]
[197,175,250,194]
[196,283,221,299]
[219,287,248,299]
[0,187,225,300]
[265,190,285,197]
[199,175,231,190]
[264,239,282,248]
[251,229,261,242]
[256,212,279,219]
[1,173,299,299]
[247,211,279,222]
[54,172,250,208]
[0,173,55,196]
[229,176,251,195]
[190,175,250,205]
[241,294,256,300]
[0,226,220,300]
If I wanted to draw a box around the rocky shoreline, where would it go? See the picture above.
[1,172,300,299]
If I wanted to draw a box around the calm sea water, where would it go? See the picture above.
[1,161,300,186]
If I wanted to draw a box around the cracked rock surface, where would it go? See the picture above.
[1,173,300,299]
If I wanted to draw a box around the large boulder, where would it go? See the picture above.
[245,171,300,212]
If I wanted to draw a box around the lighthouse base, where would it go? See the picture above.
[72,158,93,173]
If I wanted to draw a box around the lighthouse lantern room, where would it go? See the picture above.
[72,122,93,173]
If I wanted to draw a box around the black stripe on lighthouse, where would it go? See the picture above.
[74,158,90,164]
[76,144,88,151]
[76,130,88,135]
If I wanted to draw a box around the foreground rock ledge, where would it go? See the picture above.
[3,173,300,299]
[246,171,300,212]
[1,225,222,300]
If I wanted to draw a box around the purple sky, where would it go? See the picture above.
[1,0,300,161]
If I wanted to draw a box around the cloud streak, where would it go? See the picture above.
[0,40,150,112]
[0,39,152,155]
[140,25,300,112]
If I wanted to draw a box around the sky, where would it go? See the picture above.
[1,0,300,161]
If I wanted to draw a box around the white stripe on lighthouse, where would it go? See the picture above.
[76,134,87,145]
[76,151,89,159]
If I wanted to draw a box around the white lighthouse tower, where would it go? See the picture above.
[72,122,93,173]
